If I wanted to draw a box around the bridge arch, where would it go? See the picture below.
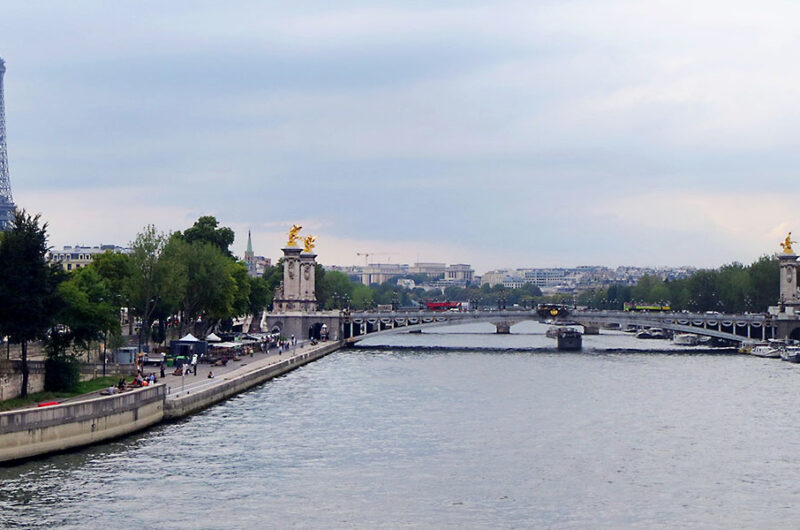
[308,322,329,340]
[790,327,800,342]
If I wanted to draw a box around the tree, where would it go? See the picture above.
[58,266,119,360]
[248,276,270,316]
[0,211,63,397]
[169,238,234,336]
[127,226,186,349]
[351,284,374,309]
[178,216,235,258]
[748,256,779,311]
[262,261,284,310]
[90,250,133,332]
[318,270,354,309]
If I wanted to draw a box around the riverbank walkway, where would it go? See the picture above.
[0,339,341,463]
[48,340,326,407]
[162,340,314,400]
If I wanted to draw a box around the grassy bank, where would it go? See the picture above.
[0,376,120,412]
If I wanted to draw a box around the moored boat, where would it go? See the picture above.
[673,333,698,346]
[750,344,782,358]
[636,327,666,339]
[557,328,582,351]
[781,346,800,363]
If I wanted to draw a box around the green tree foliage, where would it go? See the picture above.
[0,211,63,397]
[169,238,235,336]
[90,249,133,335]
[43,327,80,393]
[748,256,779,310]
[262,261,284,309]
[228,261,252,319]
[58,266,119,356]
[351,284,374,309]
[178,216,235,258]
[316,270,354,309]
[248,276,270,315]
[90,250,132,302]
[127,226,187,347]
[580,256,779,313]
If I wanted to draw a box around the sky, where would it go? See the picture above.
[2,0,800,273]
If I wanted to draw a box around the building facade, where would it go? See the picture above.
[48,245,131,271]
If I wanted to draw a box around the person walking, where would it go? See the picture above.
[160,362,166,379]
[191,353,198,375]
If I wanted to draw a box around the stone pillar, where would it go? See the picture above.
[299,252,317,312]
[779,252,800,310]
[495,322,511,334]
[273,247,317,312]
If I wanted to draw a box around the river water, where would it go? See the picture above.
[3,322,800,528]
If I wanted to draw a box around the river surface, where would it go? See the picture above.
[3,322,800,528]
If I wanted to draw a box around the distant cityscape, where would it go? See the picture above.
[328,261,697,294]
[45,238,698,297]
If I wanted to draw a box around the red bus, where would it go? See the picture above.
[426,301,462,312]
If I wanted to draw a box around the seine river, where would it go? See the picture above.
[3,322,800,528]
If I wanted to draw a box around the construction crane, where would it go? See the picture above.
[356,252,396,266]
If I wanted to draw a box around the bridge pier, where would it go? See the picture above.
[494,322,511,334]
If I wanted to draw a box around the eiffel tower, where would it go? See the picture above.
[0,57,17,231]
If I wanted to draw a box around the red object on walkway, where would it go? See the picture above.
[37,401,60,407]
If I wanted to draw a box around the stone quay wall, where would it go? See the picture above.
[0,384,166,463]
[0,342,342,463]
[0,361,136,402]
[0,360,46,402]
[164,341,341,420]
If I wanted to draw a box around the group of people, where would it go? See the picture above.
[106,334,309,396]
[276,335,297,354]
[116,372,157,391]
[172,354,199,376]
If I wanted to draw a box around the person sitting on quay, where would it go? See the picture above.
[208,371,214,379]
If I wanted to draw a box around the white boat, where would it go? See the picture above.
[781,346,800,363]
[673,333,699,346]
[637,327,666,339]
[750,344,782,358]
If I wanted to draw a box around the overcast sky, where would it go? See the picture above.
[2,1,799,273]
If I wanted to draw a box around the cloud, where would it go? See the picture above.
[3,0,800,273]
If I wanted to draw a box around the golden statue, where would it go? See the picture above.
[287,224,302,247]
[303,235,317,253]
[781,232,796,254]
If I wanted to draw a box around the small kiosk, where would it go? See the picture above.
[168,333,208,366]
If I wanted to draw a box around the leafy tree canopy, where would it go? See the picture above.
[177,216,235,258]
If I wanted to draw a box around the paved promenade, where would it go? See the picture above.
[54,340,322,406]
[162,341,314,399]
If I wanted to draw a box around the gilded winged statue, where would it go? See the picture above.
[287,225,302,247]
[303,235,317,253]
[781,232,796,254]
